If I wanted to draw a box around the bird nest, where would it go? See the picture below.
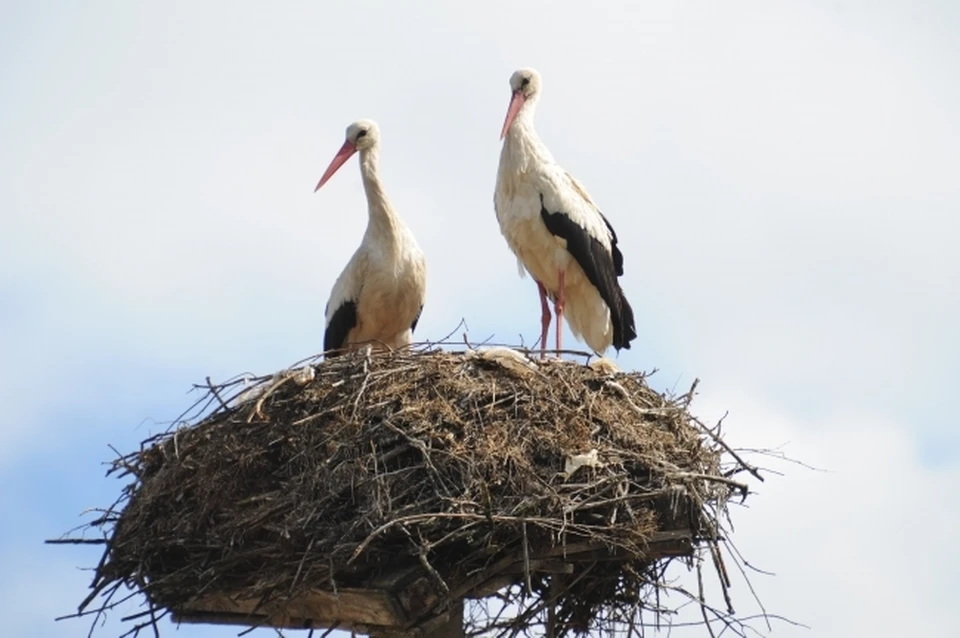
[55,344,763,638]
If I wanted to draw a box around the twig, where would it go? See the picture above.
[419,548,451,595]
[205,376,230,412]
[289,539,315,595]
[673,472,750,498]
[351,361,372,420]
[698,557,717,638]
[692,414,765,483]
[521,522,532,594]
[722,538,773,631]
[683,378,700,406]
[604,381,677,416]
[436,318,468,345]
[319,623,340,638]
[248,375,292,423]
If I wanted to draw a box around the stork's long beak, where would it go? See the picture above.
[500,90,526,140]
[314,140,358,192]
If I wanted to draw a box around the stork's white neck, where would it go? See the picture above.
[358,145,401,242]
[500,98,554,171]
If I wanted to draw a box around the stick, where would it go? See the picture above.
[205,376,230,412]
[692,414,765,483]
[522,522,532,594]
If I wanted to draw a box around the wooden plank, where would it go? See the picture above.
[171,610,308,630]
[505,559,575,575]
[539,530,693,561]
[468,575,515,599]
[557,541,692,563]
[173,586,406,630]
[286,588,404,626]
[464,531,695,599]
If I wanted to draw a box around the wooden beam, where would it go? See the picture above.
[172,586,406,631]
[171,609,309,630]
[538,531,693,561]
[464,531,694,600]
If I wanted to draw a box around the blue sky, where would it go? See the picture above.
[2,1,958,636]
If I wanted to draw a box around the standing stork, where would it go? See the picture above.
[494,68,637,357]
[314,119,427,357]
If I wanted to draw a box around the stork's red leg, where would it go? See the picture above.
[554,270,565,355]
[536,281,551,360]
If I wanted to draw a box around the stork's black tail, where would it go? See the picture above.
[611,285,637,352]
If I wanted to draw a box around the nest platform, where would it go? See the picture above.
[58,345,757,638]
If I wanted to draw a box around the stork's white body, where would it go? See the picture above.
[496,141,615,352]
[324,211,426,351]
[317,120,426,356]
[494,69,635,356]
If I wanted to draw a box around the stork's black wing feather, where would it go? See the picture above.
[539,194,637,351]
[324,300,357,357]
[410,304,424,333]
[598,212,624,276]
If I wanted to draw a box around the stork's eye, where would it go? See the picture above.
[521,77,530,88]
[356,129,368,139]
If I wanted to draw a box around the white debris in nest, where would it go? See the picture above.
[588,357,620,376]
[292,365,316,385]
[233,367,312,407]
[233,375,267,406]
[465,346,538,377]
[563,448,604,476]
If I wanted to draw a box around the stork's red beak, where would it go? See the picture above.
[314,140,358,192]
[500,90,526,140]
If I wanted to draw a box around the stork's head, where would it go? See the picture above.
[500,68,541,140]
[314,119,380,192]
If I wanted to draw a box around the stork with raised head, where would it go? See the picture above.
[314,119,427,357]
[494,68,637,358]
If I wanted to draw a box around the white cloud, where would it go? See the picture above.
[664,385,960,637]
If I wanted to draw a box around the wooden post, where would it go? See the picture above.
[368,602,463,638]
[422,602,464,638]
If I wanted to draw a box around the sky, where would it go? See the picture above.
[1,0,958,636]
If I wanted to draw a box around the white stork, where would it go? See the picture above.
[494,68,637,357]
[314,119,427,357]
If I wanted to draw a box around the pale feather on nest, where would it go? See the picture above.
[465,346,539,377]
[233,366,316,406]
[588,357,620,376]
